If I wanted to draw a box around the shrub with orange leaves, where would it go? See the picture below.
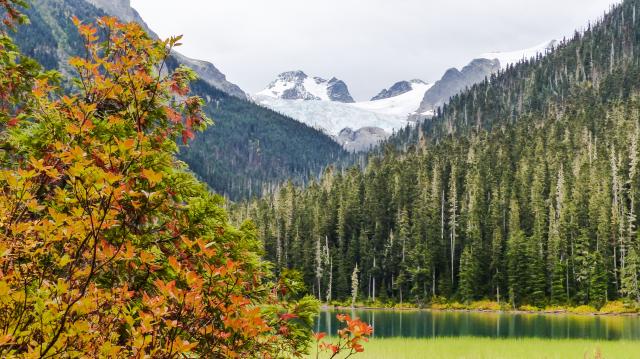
[0,12,320,358]
[314,314,373,359]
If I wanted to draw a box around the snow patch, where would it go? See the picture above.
[480,40,558,70]
[303,77,331,101]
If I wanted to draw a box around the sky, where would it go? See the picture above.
[130,0,622,101]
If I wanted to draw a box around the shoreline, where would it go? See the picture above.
[322,305,640,317]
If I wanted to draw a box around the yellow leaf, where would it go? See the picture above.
[0,281,9,297]
[104,172,122,185]
[59,254,72,268]
[142,169,163,186]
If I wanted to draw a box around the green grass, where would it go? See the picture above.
[309,337,640,358]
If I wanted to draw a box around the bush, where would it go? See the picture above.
[519,305,541,312]
[469,300,502,311]
[543,305,568,313]
[599,301,637,314]
[570,305,598,314]
[430,303,450,310]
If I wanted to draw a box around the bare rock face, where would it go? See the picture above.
[337,127,390,152]
[172,53,246,99]
[85,0,246,99]
[371,79,425,101]
[85,0,145,26]
[414,58,500,117]
[327,78,355,103]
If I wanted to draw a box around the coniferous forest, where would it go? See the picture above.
[231,0,640,308]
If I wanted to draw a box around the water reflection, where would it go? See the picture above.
[315,309,640,340]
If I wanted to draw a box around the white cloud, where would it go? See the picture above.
[130,0,621,100]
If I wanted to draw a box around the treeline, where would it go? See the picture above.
[232,98,640,307]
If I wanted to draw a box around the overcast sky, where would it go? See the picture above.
[130,0,621,100]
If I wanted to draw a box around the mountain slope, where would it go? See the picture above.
[414,58,500,117]
[15,0,346,200]
[180,76,345,199]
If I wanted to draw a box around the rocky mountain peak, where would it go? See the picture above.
[327,78,355,103]
[258,71,354,103]
[371,79,428,101]
[279,70,308,82]
[371,81,411,101]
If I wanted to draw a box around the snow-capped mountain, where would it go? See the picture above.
[254,76,431,152]
[257,71,355,103]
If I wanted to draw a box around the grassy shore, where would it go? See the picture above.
[309,337,640,358]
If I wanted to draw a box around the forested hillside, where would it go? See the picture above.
[180,76,346,199]
[231,0,640,308]
[13,0,346,200]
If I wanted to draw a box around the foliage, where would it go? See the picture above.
[518,305,542,312]
[599,300,638,314]
[314,314,373,359]
[468,300,503,311]
[569,305,599,314]
[0,14,322,357]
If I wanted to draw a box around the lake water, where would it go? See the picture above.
[315,309,640,340]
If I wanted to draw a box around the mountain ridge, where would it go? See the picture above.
[86,0,246,99]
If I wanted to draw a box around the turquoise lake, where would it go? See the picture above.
[315,309,640,340]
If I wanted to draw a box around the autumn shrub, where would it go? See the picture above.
[314,314,373,359]
[0,12,323,358]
